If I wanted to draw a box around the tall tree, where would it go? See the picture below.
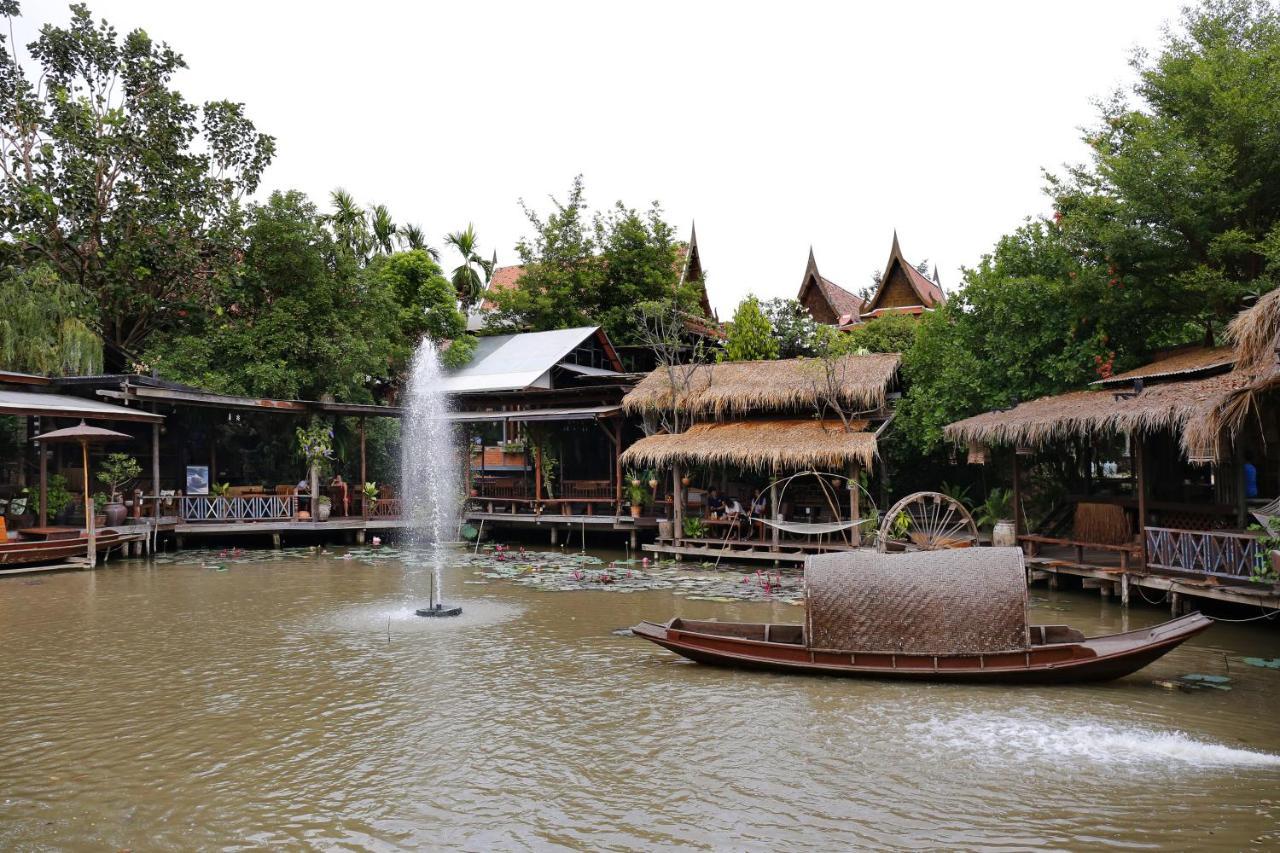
[445,223,493,308]
[369,203,397,255]
[762,297,818,358]
[721,295,779,361]
[487,175,691,345]
[328,188,370,260]
[0,263,101,375]
[0,2,274,356]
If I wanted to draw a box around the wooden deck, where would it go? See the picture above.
[1023,543,1280,611]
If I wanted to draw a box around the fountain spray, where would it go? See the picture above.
[402,338,463,618]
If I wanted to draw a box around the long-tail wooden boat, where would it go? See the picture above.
[632,547,1212,684]
[0,531,125,569]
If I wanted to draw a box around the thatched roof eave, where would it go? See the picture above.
[620,418,877,472]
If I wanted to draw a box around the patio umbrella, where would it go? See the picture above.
[31,421,132,568]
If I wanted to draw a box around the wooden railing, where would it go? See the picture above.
[180,494,297,522]
[1145,526,1263,579]
[365,498,401,518]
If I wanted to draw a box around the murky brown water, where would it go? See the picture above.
[2,547,1279,850]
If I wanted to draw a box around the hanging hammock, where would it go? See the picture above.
[1251,494,1280,528]
[756,516,874,536]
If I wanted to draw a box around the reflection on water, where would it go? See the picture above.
[1,546,1279,849]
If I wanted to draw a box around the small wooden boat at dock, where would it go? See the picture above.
[0,530,126,570]
[632,547,1211,683]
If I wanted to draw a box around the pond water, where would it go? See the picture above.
[1,545,1279,850]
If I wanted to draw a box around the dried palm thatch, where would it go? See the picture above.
[619,418,877,471]
[1228,288,1280,371]
[944,372,1249,456]
[804,547,1028,655]
[1092,344,1234,386]
[621,354,899,418]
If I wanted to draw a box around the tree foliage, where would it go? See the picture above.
[0,262,101,374]
[0,2,275,356]
[762,297,818,357]
[144,191,466,400]
[721,295,779,361]
[486,175,700,345]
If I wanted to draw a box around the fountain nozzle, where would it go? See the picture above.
[416,602,462,618]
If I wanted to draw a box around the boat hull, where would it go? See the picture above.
[0,532,125,568]
[631,613,1213,684]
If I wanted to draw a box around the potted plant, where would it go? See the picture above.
[682,515,706,538]
[46,474,74,524]
[646,468,659,490]
[884,511,911,551]
[362,481,379,511]
[627,479,649,518]
[628,468,642,488]
[97,452,142,527]
[680,474,691,487]
[1247,516,1280,585]
[92,492,108,528]
[976,488,1015,547]
[316,494,332,522]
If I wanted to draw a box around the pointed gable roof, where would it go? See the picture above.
[796,248,866,326]
[677,222,716,320]
[862,232,945,319]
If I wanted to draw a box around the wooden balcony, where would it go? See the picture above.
[1144,526,1264,580]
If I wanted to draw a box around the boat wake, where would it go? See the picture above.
[912,712,1280,769]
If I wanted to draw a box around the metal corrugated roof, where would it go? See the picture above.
[444,404,621,423]
[0,390,163,423]
[439,327,605,394]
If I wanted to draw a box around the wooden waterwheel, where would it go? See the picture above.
[877,491,979,552]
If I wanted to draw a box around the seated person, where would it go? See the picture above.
[748,488,768,519]
[705,487,725,517]
[724,496,745,517]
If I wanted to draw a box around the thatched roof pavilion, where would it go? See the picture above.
[621,418,876,472]
[622,353,899,420]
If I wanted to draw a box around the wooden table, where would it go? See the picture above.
[19,526,81,541]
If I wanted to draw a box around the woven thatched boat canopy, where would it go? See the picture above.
[944,371,1249,455]
[621,354,899,419]
[620,418,876,471]
[804,548,1028,655]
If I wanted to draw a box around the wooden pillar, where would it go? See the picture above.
[534,444,543,504]
[613,419,623,515]
[1012,450,1024,537]
[209,424,217,485]
[81,441,95,568]
[672,462,684,545]
[770,464,781,552]
[1135,433,1147,561]
[309,463,319,523]
[848,461,861,547]
[37,423,47,526]
[151,421,161,516]
[359,417,368,518]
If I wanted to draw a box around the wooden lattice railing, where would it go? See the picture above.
[180,494,297,522]
[365,498,401,518]
[1144,526,1263,579]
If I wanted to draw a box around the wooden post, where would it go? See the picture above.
[672,462,684,545]
[1012,450,1024,537]
[359,417,367,518]
[151,421,161,517]
[613,419,623,516]
[37,423,47,526]
[771,464,781,552]
[209,424,217,485]
[82,441,95,568]
[309,463,319,523]
[848,461,861,547]
[534,444,543,504]
[1135,433,1147,562]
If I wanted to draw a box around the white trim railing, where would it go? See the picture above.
[180,494,298,522]
[1144,526,1263,579]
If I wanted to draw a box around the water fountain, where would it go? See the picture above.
[401,339,462,617]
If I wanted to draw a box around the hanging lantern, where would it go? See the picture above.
[966,441,988,465]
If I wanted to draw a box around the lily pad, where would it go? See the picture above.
[1243,657,1280,669]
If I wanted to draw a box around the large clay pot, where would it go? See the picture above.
[657,520,673,539]
[992,519,1017,547]
[104,501,127,527]
[317,502,332,522]
[630,503,642,519]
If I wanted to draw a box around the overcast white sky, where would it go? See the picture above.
[19,0,1187,316]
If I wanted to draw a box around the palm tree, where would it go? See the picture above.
[399,223,440,260]
[445,223,494,308]
[369,204,398,255]
[329,188,370,260]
